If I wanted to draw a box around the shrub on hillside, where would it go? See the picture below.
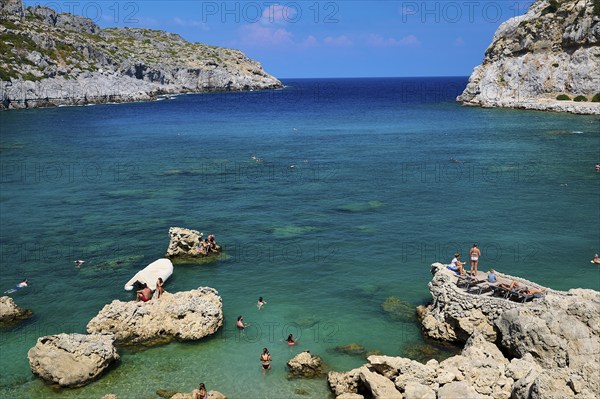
[573,95,588,102]
[556,94,570,101]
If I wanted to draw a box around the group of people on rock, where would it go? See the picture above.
[195,234,219,256]
[446,246,548,298]
[447,243,481,276]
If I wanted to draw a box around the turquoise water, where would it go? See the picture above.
[0,78,599,398]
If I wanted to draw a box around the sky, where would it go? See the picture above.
[23,0,536,78]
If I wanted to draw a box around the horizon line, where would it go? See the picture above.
[278,75,470,80]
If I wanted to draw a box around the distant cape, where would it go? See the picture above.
[457,0,600,114]
[0,0,282,110]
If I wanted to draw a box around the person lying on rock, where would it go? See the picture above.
[136,283,152,302]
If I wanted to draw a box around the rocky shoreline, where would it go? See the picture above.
[457,0,600,115]
[326,264,600,399]
[20,256,600,397]
[0,0,282,110]
[18,226,599,397]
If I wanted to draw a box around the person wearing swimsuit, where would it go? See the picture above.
[469,243,481,276]
[193,383,208,399]
[156,277,165,298]
[260,348,272,374]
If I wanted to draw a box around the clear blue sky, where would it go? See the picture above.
[25,0,535,78]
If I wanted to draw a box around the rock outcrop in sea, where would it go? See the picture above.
[0,0,282,109]
[27,333,119,387]
[457,0,600,114]
[86,287,223,345]
[166,227,221,259]
[287,351,326,379]
[327,264,600,398]
[0,295,31,325]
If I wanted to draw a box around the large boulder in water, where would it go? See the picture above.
[0,296,32,325]
[165,227,221,258]
[86,287,223,345]
[27,333,119,387]
[287,350,325,378]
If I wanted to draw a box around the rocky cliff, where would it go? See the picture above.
[458,0,600,114]
[0,0,282,109]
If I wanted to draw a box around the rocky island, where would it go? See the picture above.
[0,295,31,325]
[0,0,282,109]
[458,0,600,114]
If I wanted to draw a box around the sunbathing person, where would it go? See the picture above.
[522,286,546,296]
[499,281,522,291]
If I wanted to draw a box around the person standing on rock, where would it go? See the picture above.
[469,243,481,276]
[260,348,272,374]
[155,277,165,298]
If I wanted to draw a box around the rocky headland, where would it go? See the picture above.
[327,264,600,398]
[458,0,600,114]
[0,295,31,325]
[87,287,223,345]
[0,0,282,109]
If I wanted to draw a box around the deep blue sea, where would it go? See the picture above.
[0,77,599,398]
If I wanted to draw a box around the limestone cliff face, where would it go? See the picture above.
[458,0,600,114]
[0,0,282,109]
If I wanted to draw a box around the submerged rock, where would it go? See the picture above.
[27,333,119,387]
[86,287,223,345]
[0,296,32,325]
[332,343,367,357]
[381,296,417,322]
[287,351,325,378]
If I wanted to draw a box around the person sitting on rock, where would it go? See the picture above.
[447,253,465,275]
[136,283,152,302]
[487,269,497,283]
[193,383,208,399]
[207,234,219,253]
